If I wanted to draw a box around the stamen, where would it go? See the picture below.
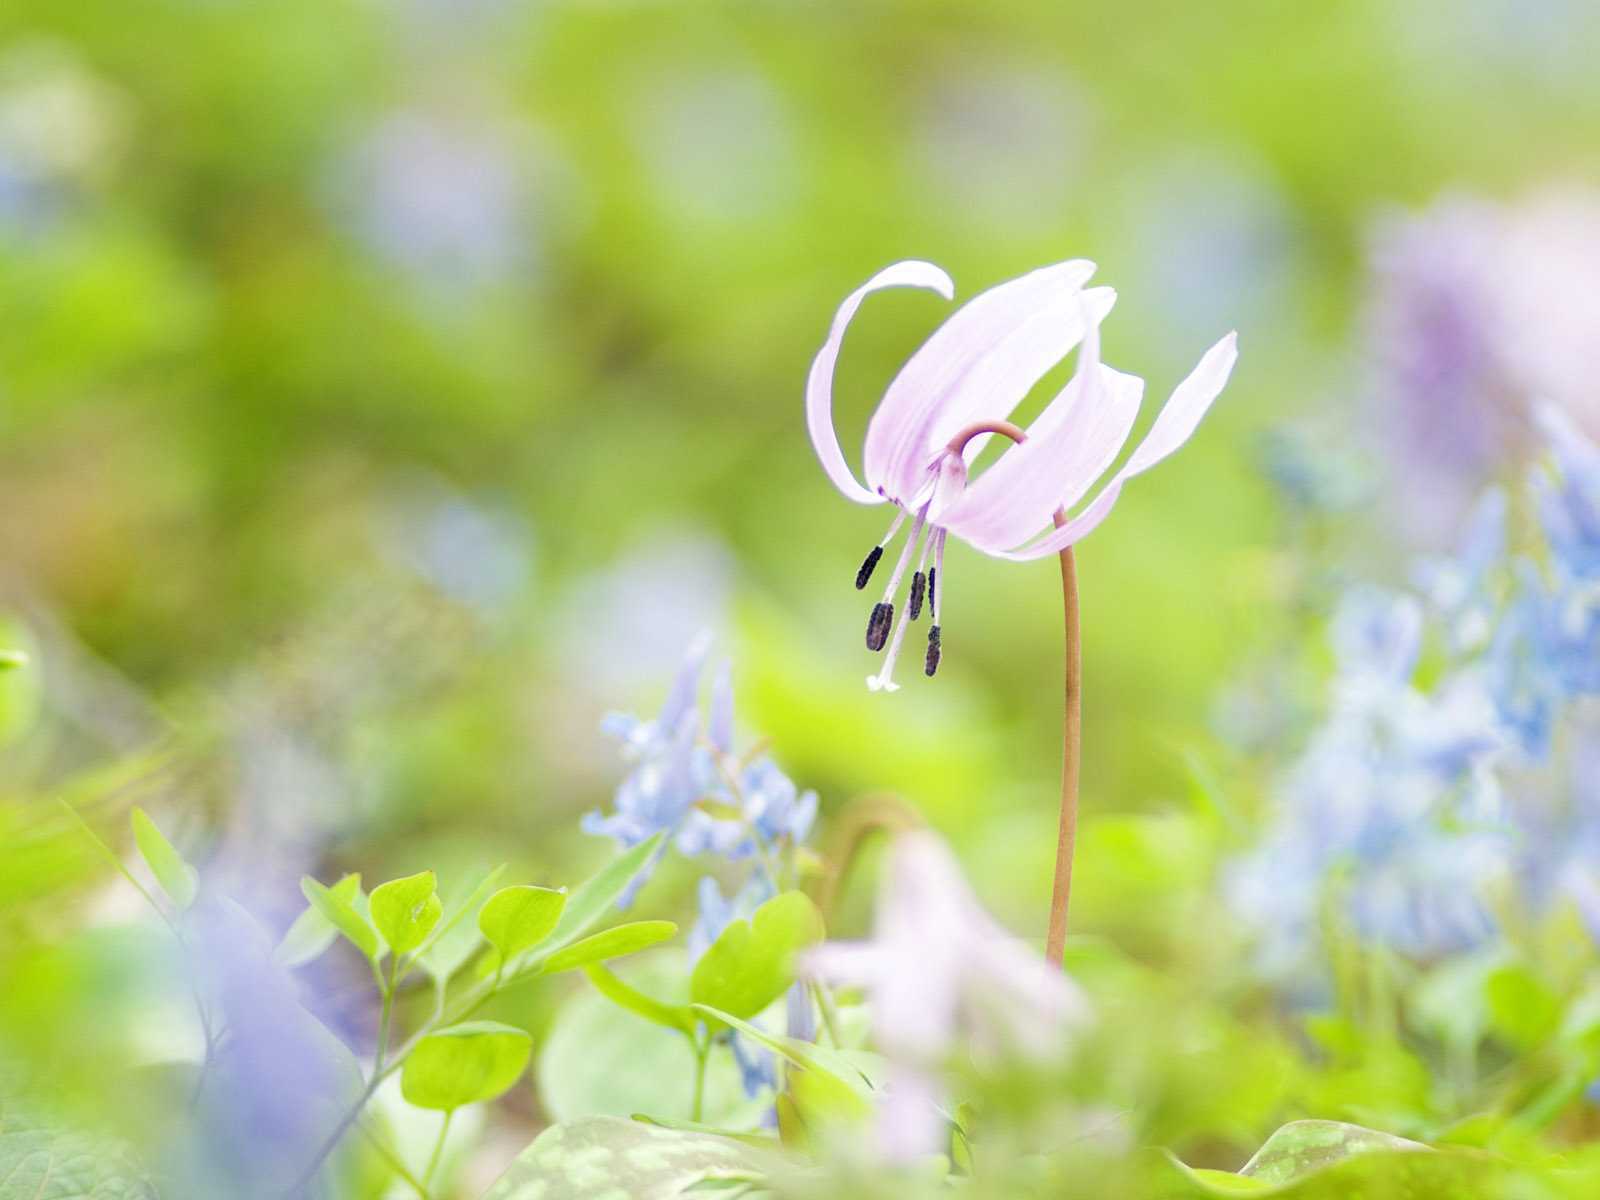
[866,602,892,651]
[855,545,884,590]
[854,509,907,590]
[866,509,933,692]
[925,625,942,676]
[927,567,937,614]
[869,596,916,692]
[908,571,926,620]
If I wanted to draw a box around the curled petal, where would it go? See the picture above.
[1117,331,1239,479]
[988,331,1239,561]
[863,261,1098,503]
[806,261,955,504]
[938,294,1143,552]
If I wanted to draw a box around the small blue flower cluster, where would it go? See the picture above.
[583,634,820,1097]
[1233,408,1600,982]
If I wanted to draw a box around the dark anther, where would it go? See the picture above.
[908,571,926,620]
[866,602,893,651]
[855,545,884,590]
[927,567,937,614]
[924,624,942,676]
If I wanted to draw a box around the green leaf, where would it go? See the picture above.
[301,874,380,962]
[0,1106,159,1199]
[479,1116,762,1200]
[130,806,199,911]
[540,921,678,974]
[543,834,664,952]
[369,870,442,956]
[689,1004,871,1122]
[1485,963,1563,1050]
[690,892,823,1021]
[0,650,24,670]
[400,1020,533,1111]
[275,873,362,967]
[419,863,507,984]
[584,963,695,1034]
[478,884,567,962]
[1237,1120,1429,1185]
[539,952,755,1126]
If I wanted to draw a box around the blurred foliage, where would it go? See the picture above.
[3,0,1600,1196]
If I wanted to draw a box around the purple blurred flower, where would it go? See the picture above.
[805,831,1090,1162]
[182,896,363,1196]
[1365,188,1600,542]
[807,260,1236,690]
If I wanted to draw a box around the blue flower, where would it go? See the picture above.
[1231,590,1510,977]
[583,637,715,906]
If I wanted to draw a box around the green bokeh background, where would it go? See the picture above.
[3,0,1600,1182]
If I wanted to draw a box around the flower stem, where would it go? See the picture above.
[423,1110,454,1192]
[942,420,1082,967]
[356,1120,430,1200]
[1045,538,1081,968]
[691,1033,709,1123]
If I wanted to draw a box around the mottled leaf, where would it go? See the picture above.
[479,1116,764,1200]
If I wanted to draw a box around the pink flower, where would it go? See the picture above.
[804,831,1091,1161]
[806,260,1237,691]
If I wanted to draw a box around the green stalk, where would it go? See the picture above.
[423,1111,454,1191]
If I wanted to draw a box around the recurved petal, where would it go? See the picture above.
[986,331,1238,561]
[1115,331,1238,479]
[807,261,955,504]
[939,360,1144,555]
[863,261,1098,503]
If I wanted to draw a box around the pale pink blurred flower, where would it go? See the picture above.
[805,831,1091,1162]
[807,259,1236,692]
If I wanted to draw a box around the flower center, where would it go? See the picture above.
[852,420,1031,692]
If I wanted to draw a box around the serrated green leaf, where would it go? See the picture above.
[275,873,362,968]
[400,1020,532,1111]
[543,834,664,952]
[479,884,567,962]
[302,874,380,961]
[130,806,198,910]
[690,892,823,1021]
[584,963,695,1034]
[370,870,442,955]
[541,921,678,974]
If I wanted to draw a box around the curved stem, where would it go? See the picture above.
[1045,536,1081,968]
[945,420,1081,968]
